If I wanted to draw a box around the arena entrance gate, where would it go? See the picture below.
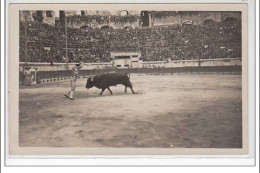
[111,52,141,68]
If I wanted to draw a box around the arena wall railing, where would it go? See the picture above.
[19,58,242,85]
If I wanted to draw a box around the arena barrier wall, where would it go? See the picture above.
[19,58,242,84]
[19,65,241,85]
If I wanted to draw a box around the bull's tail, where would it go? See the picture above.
[126,73,130,79]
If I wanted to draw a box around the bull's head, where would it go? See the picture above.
[86,76,95,89]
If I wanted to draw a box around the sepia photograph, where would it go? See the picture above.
[8,3,248,155]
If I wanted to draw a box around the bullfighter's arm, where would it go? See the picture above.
[71,61,85,71]
[77,61,85,69]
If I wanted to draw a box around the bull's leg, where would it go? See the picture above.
[130,86,135,94]
[126,82,135,94]
[125,86,127,93]
[99,88,106,95]
[107,87,113,95]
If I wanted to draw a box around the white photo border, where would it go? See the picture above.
[3,0,257,166]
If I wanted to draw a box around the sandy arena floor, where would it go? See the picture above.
[19,74,242,148]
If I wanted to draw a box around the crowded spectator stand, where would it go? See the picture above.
[19,15,241,64]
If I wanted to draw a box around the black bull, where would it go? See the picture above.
[85,73,135,95]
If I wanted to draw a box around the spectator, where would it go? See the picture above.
[19,18,241,63]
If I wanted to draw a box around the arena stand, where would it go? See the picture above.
[19,20,241,63]
[19,19,242,85]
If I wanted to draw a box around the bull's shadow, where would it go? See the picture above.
[75,90,142,99]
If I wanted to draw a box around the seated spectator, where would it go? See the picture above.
[19,18,241,63]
